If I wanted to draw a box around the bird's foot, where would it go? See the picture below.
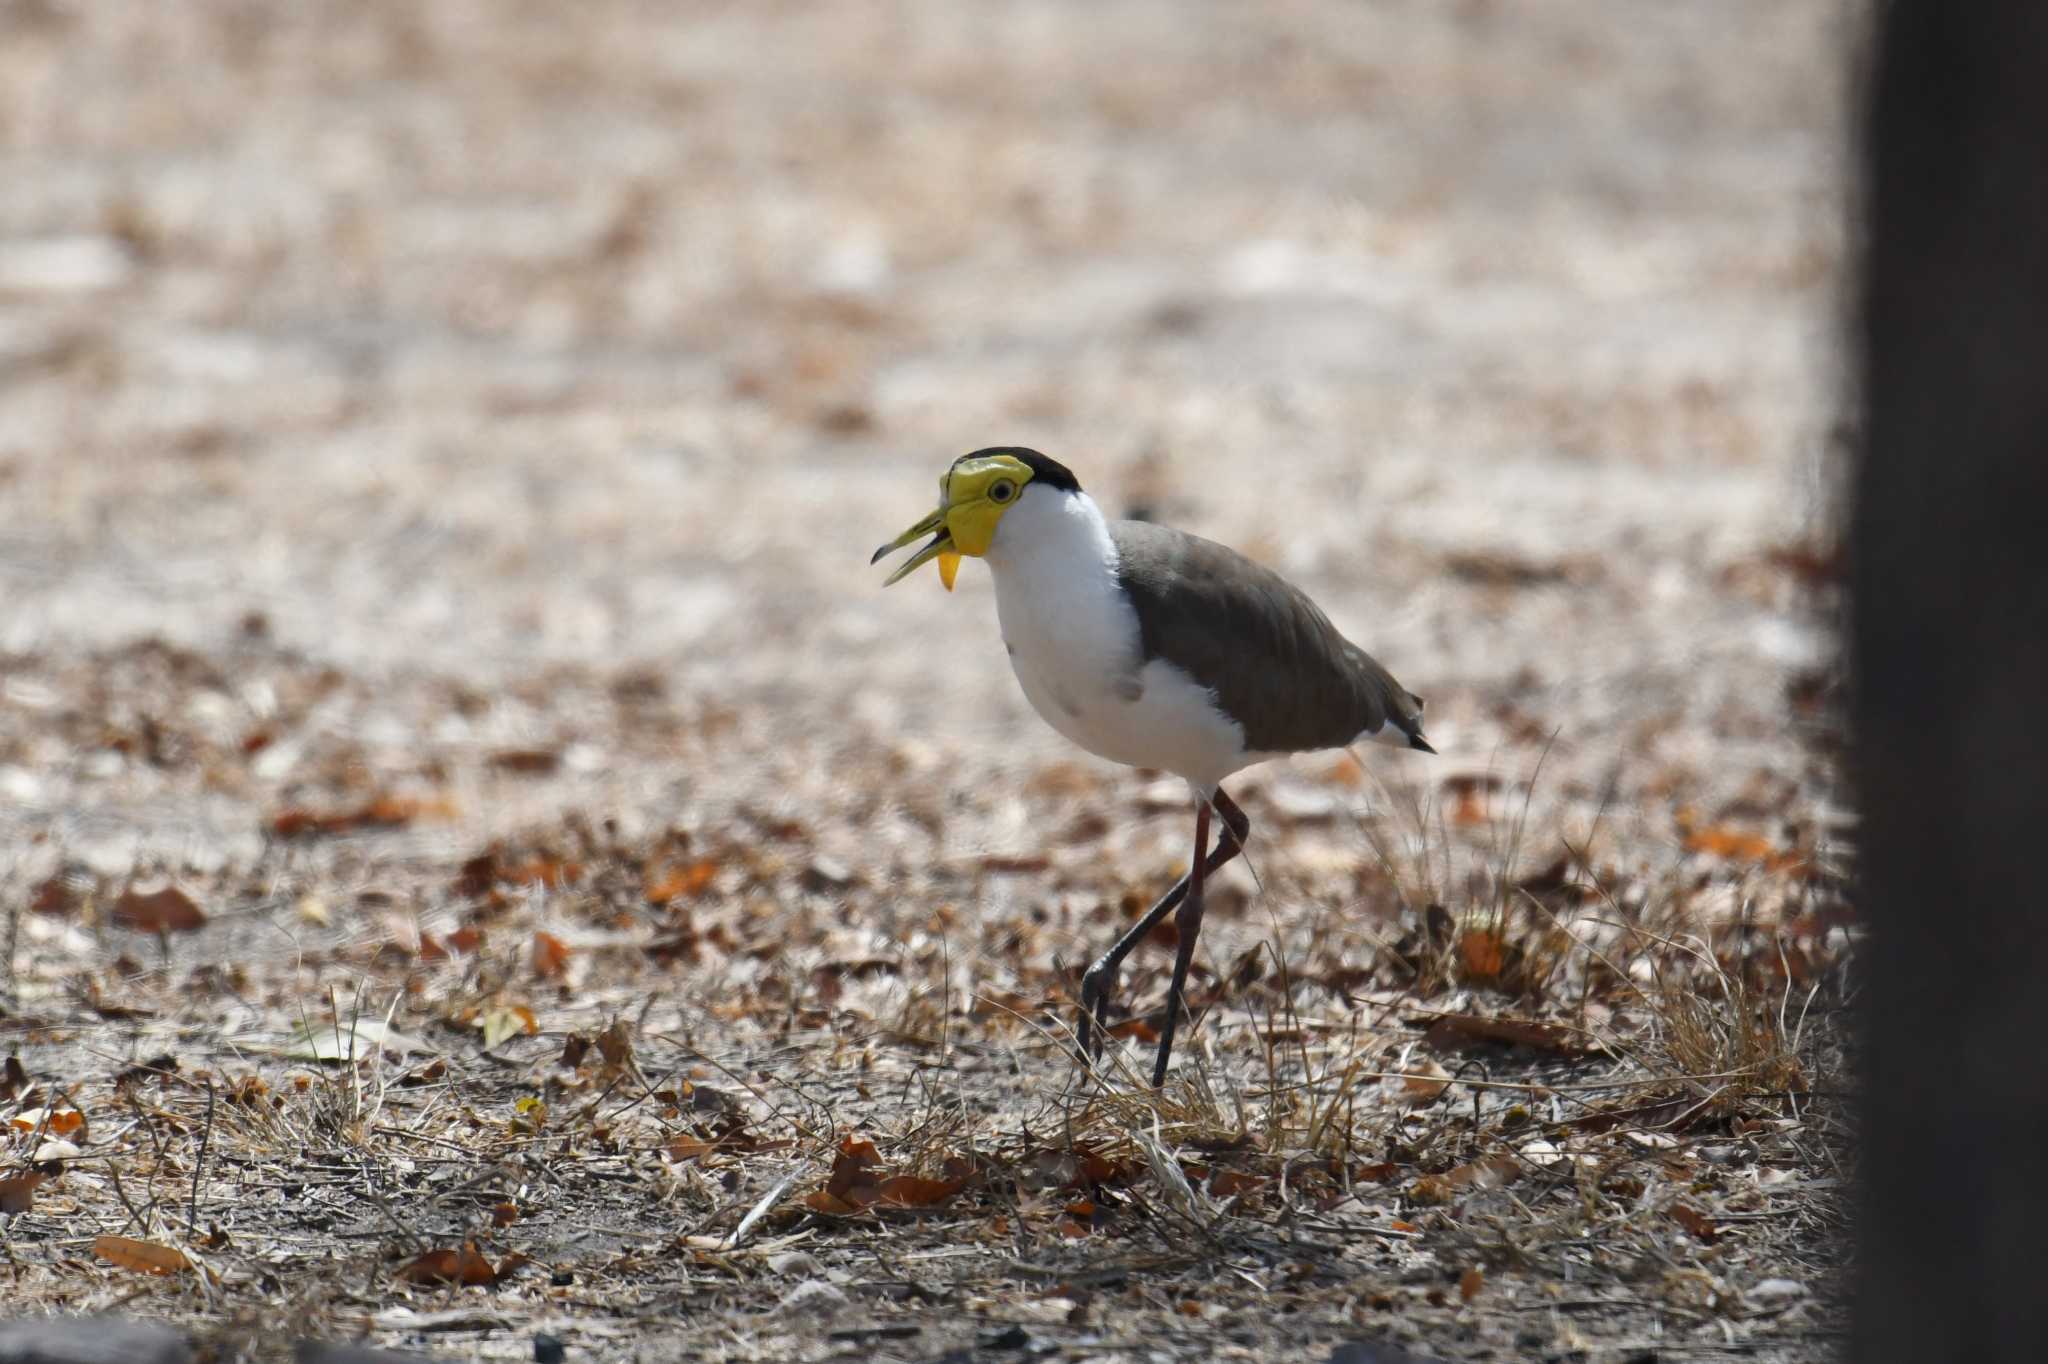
[1075,959,1119,1067]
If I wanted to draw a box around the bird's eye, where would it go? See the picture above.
[989,480,1016,503]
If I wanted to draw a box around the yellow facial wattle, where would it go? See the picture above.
[872,452,1037,589]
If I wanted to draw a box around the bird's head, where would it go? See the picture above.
[870,448,1079,590]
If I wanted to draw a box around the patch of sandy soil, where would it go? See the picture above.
[0,2,1856,1360]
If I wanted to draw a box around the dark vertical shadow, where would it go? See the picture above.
[1852,3,2048,1359]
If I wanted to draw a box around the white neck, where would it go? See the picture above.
[983,483,1114,580]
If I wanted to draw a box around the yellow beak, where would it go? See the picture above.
[870,507,964,590]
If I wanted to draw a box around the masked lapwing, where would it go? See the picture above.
[873,448,1434,1086]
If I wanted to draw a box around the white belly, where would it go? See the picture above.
[985,487,1253,792]
[1010,649,1251,792]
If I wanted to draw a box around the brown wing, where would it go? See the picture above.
[1110,520,1428,755]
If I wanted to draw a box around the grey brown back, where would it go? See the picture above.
[1110,520,1427,755]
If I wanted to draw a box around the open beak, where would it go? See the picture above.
[871,507,963,590]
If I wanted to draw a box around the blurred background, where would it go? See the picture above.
[0,7,1862,1351]
[0,0,1851,886]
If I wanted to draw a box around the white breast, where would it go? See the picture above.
[983,487,1252,793]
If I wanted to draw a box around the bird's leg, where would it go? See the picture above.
[1074,788,1249,1066]
[1150,800,1214,1088]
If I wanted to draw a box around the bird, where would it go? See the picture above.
[872,448,1434,1086]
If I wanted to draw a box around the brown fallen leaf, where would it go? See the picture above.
[1204,1168,1268,1200]
[1670,1202,1719,1244]
[1567,1095,1715,1135]
[30,875,81,916]
[870,1174,966,1209]
[1459,1266,1486,1302]
[0,1055,29,1101]
[10,1107,87,1138]
[479,1003,538,1049]
[1421,1014,1590,1058]
[272,794,458,839]
[531,931,572,980]
[1441,773,1504,827]
[1387,1059,1452,1107]
[95,1235,190,1275]
[1457,928,1508,981]
[492,1202,519,1228]
[645,858,719,903]
[594,1019,634,1074]
[802,1189,862,1216]
[1021,1143,1134,1190]
[667,1136,718,1162]
[0,1172,46,1215]
[805,1134,885,1211]
[108,886,205,934]
[397,1242,498,1286]
[500,858,582,889]
[489,748,560,775]
[1683,826,1778,862]
[1410,1153,1520,1205]
[1107,1017,1160,1043]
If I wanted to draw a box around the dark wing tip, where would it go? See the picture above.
[1408,732,1437,755]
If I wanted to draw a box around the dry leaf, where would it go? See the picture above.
[0,1055,28,1101]
[531,931,572,980]
[1459,1266,1485,1302]
[397,1242,497,1286]
[0,1172,46,1215]
[30,876,80,916]
[1441,773,1503,827]
[492,1201,519,1228]
[1457,928,1508,980]
[1387,1059,1452,1107]
[1106,1017,1160,1043]
[489,748,560,775]
[1682,824,1777,862]
[108,886,205,934]
[501,858,581,889]
[1022,1143,1132,1190]
[1205,1169,1267,1200]
[1421,1014,1589,1058]
[595,1019,634,1073]
[10,1107,86,1138]
[1670,1203,1719,1244]
[820,1135,882,1203]
[802,1190,861,1216]
[1568,1095,1714,1135]
[1410,1153,1521,1205]
[870,1175,966,1209]
[512,1096,547,1132]
[95,1235,190,1275]
[480,1004,538,1049]
[273,794,457,839]
[645,858,720,903]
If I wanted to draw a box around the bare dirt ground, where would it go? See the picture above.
[0,2,1858,1360]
